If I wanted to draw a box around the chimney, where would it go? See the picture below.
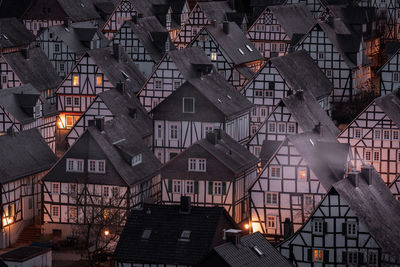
[206,131,217,145]
[63,18,69,28]
[95,118,104,131]
[132,15,137,24]
[116,81,124,94]
[138,13,143,19]
[180,196,191,214]
[6,127,15,137]
[361,165,374,185]
[113,44,120,62]
[224,229,242,246]
[348,171,360,187]
[295,89,303,99]
[287,89,293,96]
[313,122,321,134]
[21,48,29,59]
[283,218,293,240]
[211,20,217,27]
[223,21,229,34]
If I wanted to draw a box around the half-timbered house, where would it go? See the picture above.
[42,116,162,239]
[161,129,258,224]
[379,43,400,96]
[137,46,213,111]
[0,84,57,151]
[113,198,239,266]
[0,46,61,102]
[152,72,253,163]
[279,166,400,266]
[246,4,315,59]
[173,1,234,49]
[0,18,35,54]
[65,85,152,147]
[337,89,400,185]
[35,20,108,77]
[247,89,338,157]
[241,50,333,129]
[249,129,348,241]
[55,45,145,136]
[109,16,175,77]
[0,129,57,248]
[190,21,263,89]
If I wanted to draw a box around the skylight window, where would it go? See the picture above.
[246,45,253,52]
[131,154,142,167]
[1,34,8,40]
[253,246,263,256]
[179,230,191,241]
[217,98,222,103]
[112,138,126,145]
[141,229,152,240]
[226,95,232,100]
[80,2,85,7]
[238,48,244,55]
[121,71,129,79]
[310,139,314,146]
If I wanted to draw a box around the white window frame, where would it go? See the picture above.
[182,97,195,113]
[185,180,194,194]
[383,129,390,140]
[213,181,222,195]
[354,128,362,139]
[266,192,278,205]
[277,123,286,133]
[65,96,72,106]
[346,221,358,238]
[267,215,276,229]
[374,129,381,140]
[188,158,206,172]
[268,122,276,133]
[87,159,106,173]
[172,180,181,194]
[312,219,324,235]
[287,123,296,134]
[170,124,178,139]
[313,249,324,262]
[392,130,399,140]
[73,97,80,107]
[66,158,84,172]
[270,166,281,178]
[373,151,380,161]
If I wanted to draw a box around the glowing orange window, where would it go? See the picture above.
[314,249,323,262]
[96,75,102,86]
[298,168,307,179]
[73,75,79,86]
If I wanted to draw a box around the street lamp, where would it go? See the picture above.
[104,230,110,236]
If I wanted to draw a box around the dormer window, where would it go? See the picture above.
[88,160,106,173]
[179,230,191,241]
[182,97,195,113]
[132,154,142,166]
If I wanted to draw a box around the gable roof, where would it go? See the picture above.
[282,90,339,137]
[260,140,282,164]
[288,131,349,190]
[0,17,35,49]
[0,84,41,124]
[268,4,315,40]
[208,232,292,267]
[45,116,161,186]
[2,47,61,92]
[86,46,146,93]
[204,21,263,65]
[197,130,258,174]
[374,89,400,129]
[0,246,51,262]
[113,203,237,265]
[333,167,400,258]
[0,129,57,184]
[270,50,333,99]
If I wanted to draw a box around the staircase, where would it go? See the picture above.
[13,225,41,247]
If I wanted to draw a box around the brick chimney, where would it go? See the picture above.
[180,196,191,214]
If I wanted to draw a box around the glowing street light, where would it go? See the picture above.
[104,230,110,236]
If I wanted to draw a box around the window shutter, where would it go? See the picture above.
[324,250,330,263]
[323,222,328,234]
[208,182,213,195]
[222,182,226,195]
[342,251,347,263]
[307,248,312,262]
[358,252,364,264]
[167,180,172,192]
[342,222,347,236]
[194,181,199,194]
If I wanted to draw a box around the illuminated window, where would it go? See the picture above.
[267,216,276,229]
[69,207,77,218]
[103,209,109,219]
[96,75,102,86]
[73,75,79,86]
[313,249,323,262]
[211,52,217,61]
[298,167,307,179]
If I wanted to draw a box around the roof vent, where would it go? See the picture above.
[295,89,303,99]
[128,108,137,119]
[116,81,125,94]
[178,230,191,242]
[141,229,151,240]
[361,165,374,185]
[63,18,69,28]
[223,21,229,34]
[211,19,217,27]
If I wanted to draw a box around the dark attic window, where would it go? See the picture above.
[141,229,152,240]
[178,230,191,242]
[182,97,195,113]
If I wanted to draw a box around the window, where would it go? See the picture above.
[131,154,142,166]
[205,126,213,134]
[373,151,380,161]
[214,181,222,195]
[66,159,84,172]
[73,97,80,107]
[211,52,217,61]
[55,43,60,52]
[157,125,162,138]
[179,230,191,241]
[270,166,281,178]
[326,69,332,78]
[271,43,277,52]
[268,122,276,133]
[374,129,381,140]
[70,184,76,194]
[96,75,102,86]
[383,129,390,140]
[111,187,118,197]
[347,251,358,265]
[393,130,399,140]
[73,75,79,86]
[267,216,276,229]
[186,181,194,194]
[313,249,323,262]
[264,90,273,97]
[279,43,285,52]
[87,160,106,173]
[354,128,361,139]
[173,81,181,90]
[69,207,77,218]
[277,123,285,133]
[246,45,253,52]
[192,28,197,35]
[304,195,313,206]
[59,63,65,72]
[103,186,109,197]
[266,192,278,205]
[365,150,371,161]
[394,72,400,82]
[346,221,358,237]
[66,115,75,128]
[154,79,162,89]
[312,219,324,235]
[173,180,181,193]
[141,229,152,240]
[260,108,266,117]
[251,126,258,135]
[52,183,59,194]
[182,97,195,113]
[368,251,378,266]
[318,52,324,60]
[298,167,307,180]
[66,96,72,106]
[1,75,7,84]
[170,125,178,139]
[52,206,59,217]
[255,90,263,97]
[287,123,296,133]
